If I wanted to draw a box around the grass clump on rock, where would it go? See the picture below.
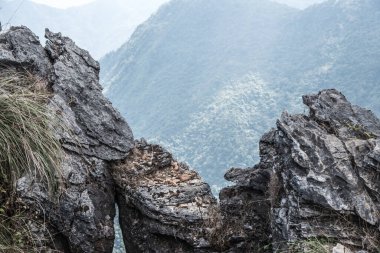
[0,68,63,252]
[0,69,62,192]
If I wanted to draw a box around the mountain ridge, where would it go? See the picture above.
[0,0,169,58]
[101,0,380,187]
[0,25,379,253]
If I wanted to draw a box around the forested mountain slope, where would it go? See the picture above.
[101,0,380,188]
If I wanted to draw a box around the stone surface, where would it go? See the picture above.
[1,26,379,253]
[45,28,133,161]
[0,26,134,253]
[218,167,272,252]
[0,26,51,76]
[333,243,354,253]
[221,89,380,252]
[113,139,219,253]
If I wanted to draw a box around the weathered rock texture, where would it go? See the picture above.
[111,88,380,253]
[0,26,133,252]
[221,89,380,252]
[113,139,218,252]
[1,26,380,253]
[218,167,272,252]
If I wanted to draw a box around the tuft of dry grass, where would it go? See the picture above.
[0,68,63,252]
[0,69,63,194]
[0,197,59,253]
[288,238,331,253]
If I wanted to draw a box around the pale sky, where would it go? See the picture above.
[274,0,326,9]
[31,0,95,9]
[30,0,327,10]
[29,0,328,10]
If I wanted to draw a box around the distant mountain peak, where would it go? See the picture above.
[332,0,373,9]
[100,0,380,188]
[0,0,168,59]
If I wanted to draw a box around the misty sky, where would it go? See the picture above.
[30,0,170,9]
[31,0,94,8]
[30,0,327,10]
[274,0,327,9]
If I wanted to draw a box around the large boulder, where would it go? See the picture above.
[0,26,134,252]
[221,89,380,252]
[113,139,218,252]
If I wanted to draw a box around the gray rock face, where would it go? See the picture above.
[219,167,272,252]
[1,26,379,253]
[45,29,133,161]
[113,139,218,253]
[0,26,51,76]
[221,89,380,252]
[0,26,133,252]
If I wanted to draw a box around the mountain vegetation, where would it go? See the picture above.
[101,0,380,188]
[1,24,379,253]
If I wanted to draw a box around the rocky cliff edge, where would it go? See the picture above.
[0,27,379,253]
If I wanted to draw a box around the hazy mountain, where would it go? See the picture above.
[270,0,380,111]
[101,0,295,134]
[100,0,295,187]
[101,0,380,188]
[0,0,168,58]
[274,0,326,9]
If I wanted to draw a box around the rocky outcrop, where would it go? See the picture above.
[218,167,272,252]
[111,90,380,253]
[112,139,218,252]
[0,26,133,252]
[0,26,221,253]
[1,26,379,253]
[221,89,380,252]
